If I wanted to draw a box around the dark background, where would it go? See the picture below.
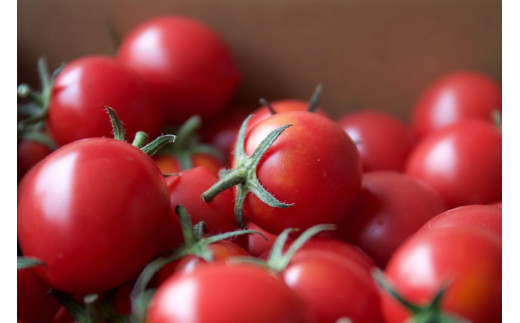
[17,0,501,120]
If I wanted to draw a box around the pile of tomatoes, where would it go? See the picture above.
[17,15,502,323]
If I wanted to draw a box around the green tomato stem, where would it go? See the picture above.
[200,114,293,228]
[308,83,323,112]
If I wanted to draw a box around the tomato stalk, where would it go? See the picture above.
[17,57,64,131]
[129,205,265,322]
[154,115,225,171]
[201,114,294,228]
[228,224,336,271]
[372,270,468,323]
[105,106,175,157]
[258,83,323,115]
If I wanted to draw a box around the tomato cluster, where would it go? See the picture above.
[18,15,502,323]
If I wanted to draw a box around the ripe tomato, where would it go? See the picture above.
[412,71,501,138]
[156,240,249,284]
[286,236,377,272]
[146,263,313,323]
[165,167,238,236]
[246,221,278,257]
[405,119,502,208]
[241,111,362,234]
[47,56,162,146]
[282,251,383,323]
[18,268,55,323]
[154,154,224,177]
[117,16,240,125]
[381,226,501,323]
[18,137,173,294]
[334,171,447,268]
[246,99,329,132]
[416,204,502,237]
[337,109,416,172]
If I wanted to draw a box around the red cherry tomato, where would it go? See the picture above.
[247,99,329,131]
[283,251,383,323]
[199,105,252,160]
[405,119,502,208]
[18,138,172,294]
[157,240,249,284]
[287,236,377,272]
[154,154,224,177]
[18,268,55,323]
[337,109,416,172]
[241,111,362,234]
[416,204,502,237]
[165,167,238,236]
[334,171,447,268]
[47,56,162,146]
[146,263,313,323]
[412,71,501,138]
[246,221,278,257]
[117,16,240,125]
[382,227,501,323]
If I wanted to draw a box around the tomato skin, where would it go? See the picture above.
[247,100,329,131]
[18,268,55,323]
[241,111,362,234]
[147,263,313,323]
[334,171,447,268]
[18,138,172,294]
[17,139,53,181]
[405,119,502,208]
[416,204,502,237]
[117,16,240,125]
[154,154,224,177]
[165,167,238,236]
[157,240,249,284]
[337,109,416,172]
[382,227,502,323]
[246,221,278,257]
[412,71,501,138]
[283,251,383,323]
[47,56,162,146]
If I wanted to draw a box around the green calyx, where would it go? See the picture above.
[228,224,336,272]
[17,57,64,132]
[201,114,294,229]
[492,109,502,131]
[257,83,322,115]
[129,205,265,321]
[17,256,46,270]
[154,115,225,171]
[105,106,175,157]
[372,270,469,323]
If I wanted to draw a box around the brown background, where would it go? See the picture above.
[17,0,501,121]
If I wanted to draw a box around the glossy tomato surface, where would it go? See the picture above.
[337,109,416,172]
[147,263,313,323]
[405,119,502,208]
[283,251,383,323]
[47,56,162,146]
[412,71,501,138]
[241,111,362,234]
[382,227,502,323]
[334,171,447,268]
[117,16,240,124]
[416,204,502,237]
[18,138,171,293]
